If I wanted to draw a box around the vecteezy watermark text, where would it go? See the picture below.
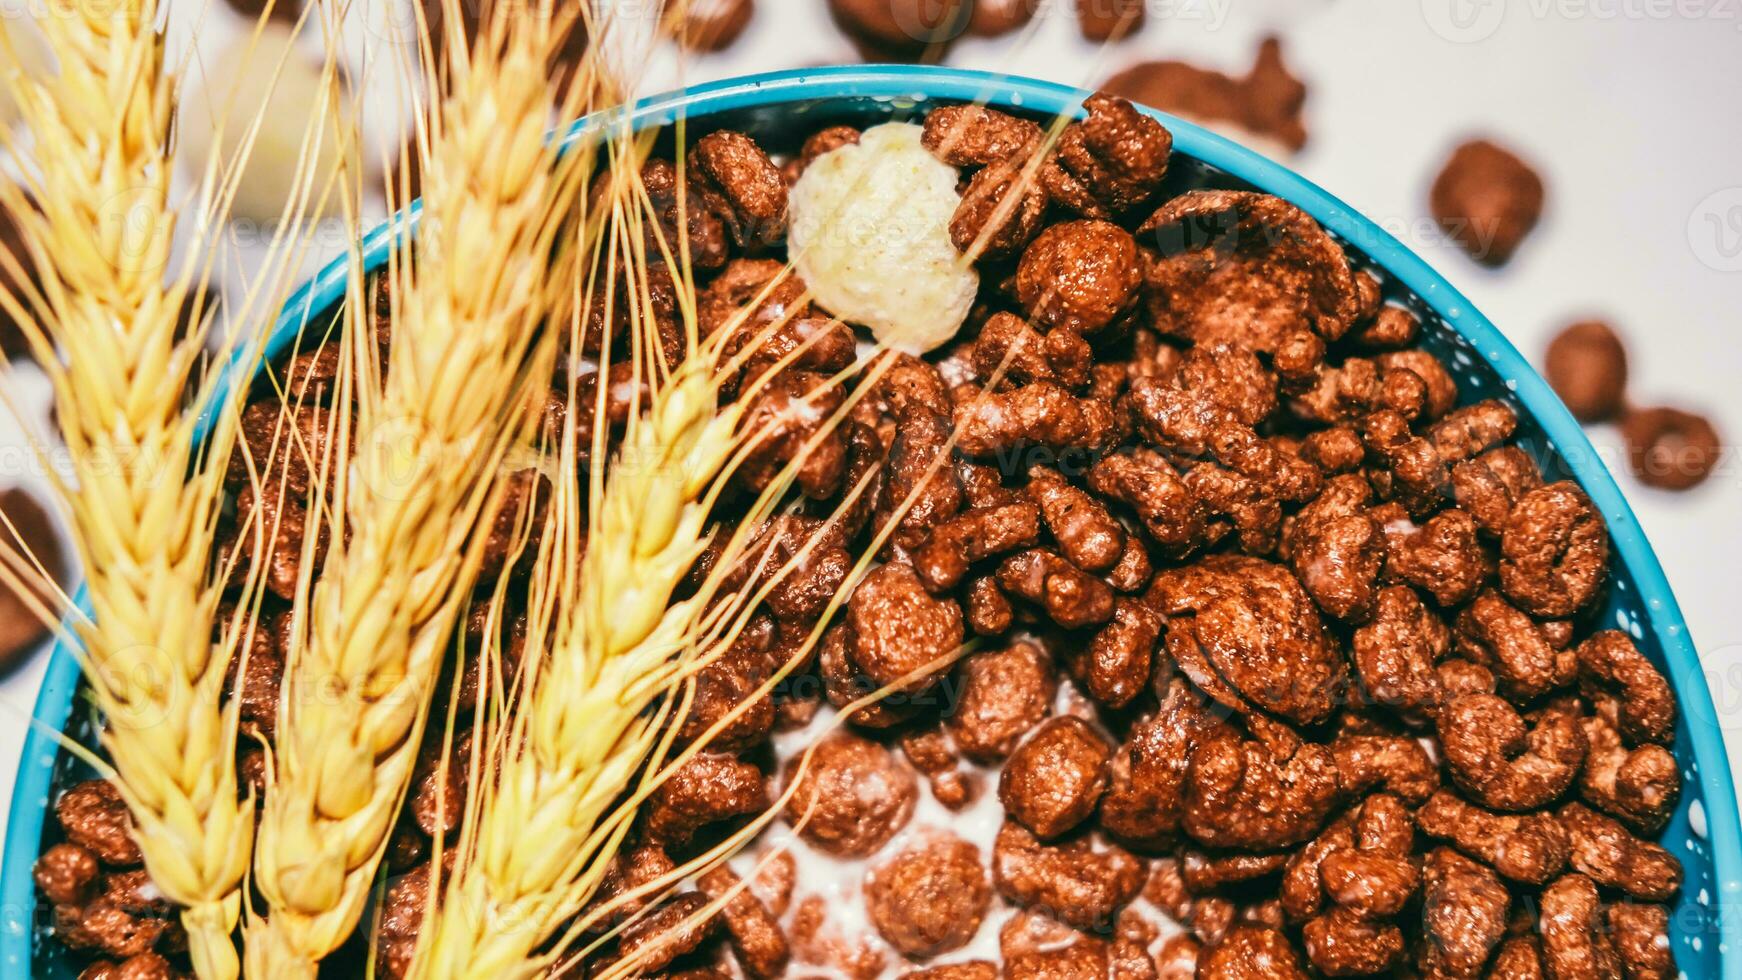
[1422,0,1742,43]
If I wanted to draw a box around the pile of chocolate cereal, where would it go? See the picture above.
[35,94,1687,980]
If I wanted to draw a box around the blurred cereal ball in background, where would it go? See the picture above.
[221,0,302,26]
[0,13,51,130]
[0,487,64,677]
[179,22,363,227]
[671,0,756,52]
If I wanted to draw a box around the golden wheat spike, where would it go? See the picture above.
[404,120,694,977]
[412,381,746,976]
[407,111,881,973]
[0,1,333,976]
[244,4,587,975]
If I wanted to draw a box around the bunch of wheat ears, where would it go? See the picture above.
[0,0,1036,975]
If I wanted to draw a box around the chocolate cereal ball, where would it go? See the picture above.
[998,716,1113,839]
[1622,406,1722,491]
[1430,138,1546,267]
[865,835,991,956]
[781,732,916,857]
[1544,321,1628,423]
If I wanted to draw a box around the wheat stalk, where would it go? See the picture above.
[562,336,973,977]
[406,111,907,971]
[0,3,362,977]
[407,138,726,975]
[407,94,961,977]
[242,3,591,974]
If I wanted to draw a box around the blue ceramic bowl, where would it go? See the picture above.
[5,66,1737,977]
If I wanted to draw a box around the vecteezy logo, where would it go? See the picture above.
[1689,187,1742,273]
[1420,0,1505,43]
[891,0,973,45]
[98,184,174,277]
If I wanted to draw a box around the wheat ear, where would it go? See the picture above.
[409,116,883,972]
[245,7,583,976]
[0,3,356,976]
[407,150,727,976]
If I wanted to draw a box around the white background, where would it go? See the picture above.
[1,0,1740,846]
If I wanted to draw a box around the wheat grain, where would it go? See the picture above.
[244,7,587,975]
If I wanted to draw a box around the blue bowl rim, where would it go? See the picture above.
[4,64,1736,976]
